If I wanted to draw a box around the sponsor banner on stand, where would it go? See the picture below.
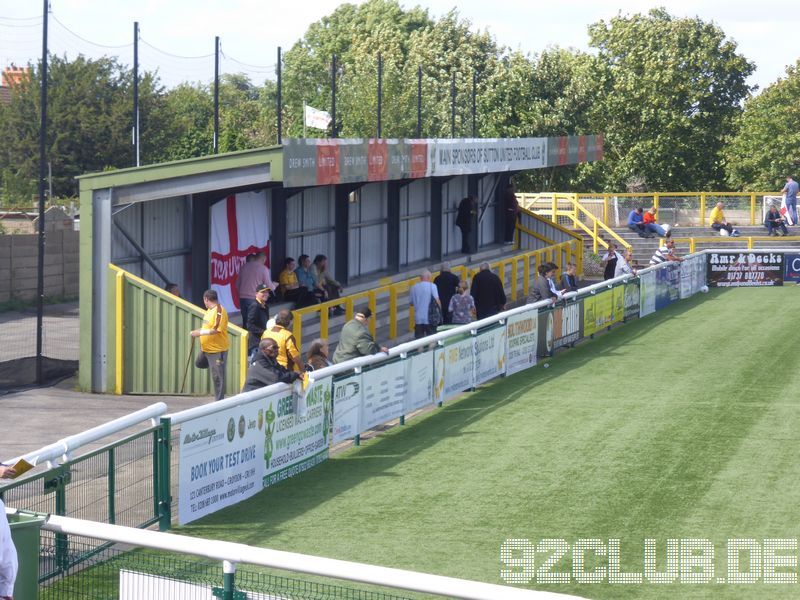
[583,287,624,337]
[506,308,538,375]
[655,264,681,310]
[784,254,800,283]
[360,361,407,431]
[435,335,475,403]
[474,326,507,386]
[707,251,784,287]
[332,373,361,444]
[405,351,436,414]
[178,396,266,525]
[639,270,656,317]
[680,254,706,299]
[537,302,583,357]
[624,279,641,320]
[263,377,332,489]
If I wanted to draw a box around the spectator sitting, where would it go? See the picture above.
[448,280,476,324]
[527,264,558,305]
[409,269,441,339]
[241,338,301,392]
[615,247,636,277]
[627,207,652,238]
[470,262,506,320]
[261,309,305,372]
[649,238,684,265]
[560,263,580,292]
[545,262,567,299]
[332,307,389,364]
[434,262,460,324]
[295,254,326,303]
[764,205,788,237]
[602,243,621,280]
[164,282,181,297]
[279,257,317,308]
[310,255,345,315]
[643,207,668,237]
[305,338,332,371]
[709,202,738,236]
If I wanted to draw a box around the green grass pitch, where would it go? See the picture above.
[186,287,800,599]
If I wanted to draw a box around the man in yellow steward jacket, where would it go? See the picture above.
[261,309,305,373]
[191,289,230,401]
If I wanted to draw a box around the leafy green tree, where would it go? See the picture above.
[725,60,800,191]
[580,8,754,191]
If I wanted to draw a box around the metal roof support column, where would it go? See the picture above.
[91,188,112,393]
[334,185,350,286]
[387,182,400,273]
[190,194,210,305]
[430,178,443,262]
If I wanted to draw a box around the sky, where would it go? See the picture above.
[1,0,798,92]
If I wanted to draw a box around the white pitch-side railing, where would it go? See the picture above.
[18,510,586,600]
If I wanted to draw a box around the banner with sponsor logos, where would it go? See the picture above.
[435,336,475,403]
[784,253,800,283]
[360,361,407,431]
[639,270,656,317]
[537,302,583,357]
[405,351,436,413]
[623,280,641,320]
[707,251,784,287]
[474,326,507,386]
[583,287,624,337]
[680,254,707,299]
[283,135,604,188]
[506,308,539,375]
[332,373,361,445]
[655,263,681,310]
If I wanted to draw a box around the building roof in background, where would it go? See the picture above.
[0,86,10,105]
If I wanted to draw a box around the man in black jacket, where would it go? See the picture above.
[434,262,460,324]
[470,262,507,320]
[245,284,271,360]
[242,338,301,392]
[455,196,476,254]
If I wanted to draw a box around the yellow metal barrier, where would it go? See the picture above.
[671,235,788,254]
[291,239,582,351]
[518,192,631,253]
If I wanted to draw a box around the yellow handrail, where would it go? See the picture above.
[291,238,582,351]
[671,235,784,252]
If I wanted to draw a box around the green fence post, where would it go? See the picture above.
[43,467,70,573]
[213,561,245,600]
[108,447,116,524]
[158,417,172,531]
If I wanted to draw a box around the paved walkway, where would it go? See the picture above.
[0,375,213,460]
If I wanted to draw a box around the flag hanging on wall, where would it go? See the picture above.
[210,191,269,313]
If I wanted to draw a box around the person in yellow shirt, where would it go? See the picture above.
[261,309,305,373]
[709,202,737,236]
[278,257,315,308]
[191,289,230,401]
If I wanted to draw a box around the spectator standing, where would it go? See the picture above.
[245,284,271,360]
[448,280,476,324]
[0,465,18,600]
[236,252,276,327]
[261,309,304,373]
[434,263,460,324]
[627,207,651,238]
[643,207,668,237]
[191,289,229,402]
[164,282,181,297]
[455,196,477,254]
[305,338,332,371]
[709,202,737,236]
[504,184,520,244]
[545,262,566,299]
[781,175,799,224]
[764,204,789,236]
[561,263,580,292]
[614,248,636,277]
[650,239,684,265]
[278,257,316,308]
[602,243,622,280]
[409,270,441,339]
[295,254,325,303]
[332,307,388,364]
[310,255,345,314]
[470,262,507,320]
[241,338,301,392]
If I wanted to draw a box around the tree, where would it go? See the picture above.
[724,60,800,191]
[581,8,754,191]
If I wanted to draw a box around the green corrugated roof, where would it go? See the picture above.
[77,145,284,191]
